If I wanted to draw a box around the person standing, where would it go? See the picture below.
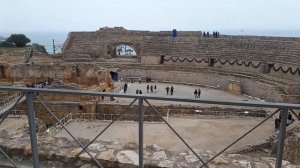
[124,83,128,93]
[170,86,174,95]
[139,90,142,94]
[275,118,280,131]
[150,85,153,93]
[194,89,198,98]
[197,89,201,98]
[166,86,170,95]
[154,85,157,93]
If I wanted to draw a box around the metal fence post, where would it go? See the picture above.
[276,108,288,168]
[26,92,40,168]
[138,98,144,168]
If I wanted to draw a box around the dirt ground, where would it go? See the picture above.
[56,117,274,153]
[55,83,275,153]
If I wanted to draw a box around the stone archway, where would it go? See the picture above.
[107,43,139,58]
[110,71,118,81]
[115,45,137,56]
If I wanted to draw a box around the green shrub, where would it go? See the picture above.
[5,34,31,47]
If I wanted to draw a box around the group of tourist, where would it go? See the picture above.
[165,86,174,95]
[147,84,157,93]
[274,112,297,131]
[26,78,53,88]
[203,31,220,38]
[194,89,201,98]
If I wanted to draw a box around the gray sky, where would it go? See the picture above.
[0,0,300,34]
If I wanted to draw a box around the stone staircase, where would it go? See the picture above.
[64,30,300,68]
[0,93,26,116]
[154,36,300,67]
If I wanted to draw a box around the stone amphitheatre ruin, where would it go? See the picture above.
[0,27,300,167]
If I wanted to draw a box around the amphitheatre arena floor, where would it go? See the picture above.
[110,82,259,105]
[56,82,274,153]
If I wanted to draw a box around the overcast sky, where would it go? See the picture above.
[1,0,300,34]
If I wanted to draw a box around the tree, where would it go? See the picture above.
[32,43,47,54]
[5,34,31,47]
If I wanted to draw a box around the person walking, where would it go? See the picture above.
[194,89,198,98]
[150,85,153,93]
[275,118,280,131]
[139,90,142,94]
[147,85,149,93]
[197,89,201,98]
[170,86,174,95]
[166,86,170,95]
[124,83,128,93]
[136,89,139,94]
[154,85,157,93]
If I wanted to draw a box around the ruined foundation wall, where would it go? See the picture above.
[0,63,113,90]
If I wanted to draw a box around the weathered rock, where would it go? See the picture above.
[158,160,174,167]
[212,154,230,165]
[45,161,64,166]
[185,154,199,163]
[149,144,162,151]
[152,151,167,160]
[74,160,85,167]
[69,147,83,156]
[262,157,296,168]
[88,143,106,151]
[79,152,97,161]
[79,163,98,168]
[124,142,138,149]
[232,160,251,168]
[179,152,187,156]
[143,150,151,159]
[254,162,269,168]
[116,150,139,166]
[97,149,116,161]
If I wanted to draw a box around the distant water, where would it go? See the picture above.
[25,32,69,54]
[1,32,68,54]
[1,30,300,54]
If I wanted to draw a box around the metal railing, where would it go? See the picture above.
[45,113,73,135]
[0,86,299,168]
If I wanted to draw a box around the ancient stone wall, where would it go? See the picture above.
[118,68,285,102]
[63,27,300,67]
[15,100,266,125]
[0,63,113,89]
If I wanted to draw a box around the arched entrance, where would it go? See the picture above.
[115,45,137,56]
[110,71,118,81]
